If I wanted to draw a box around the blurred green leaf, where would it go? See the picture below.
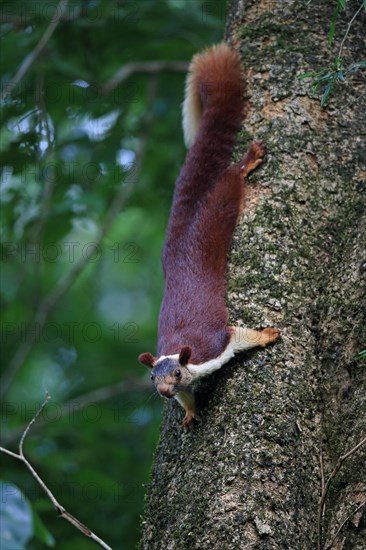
[0,481,34,550]
[297,68,332,79]
[321,81,334,107]
[32,506,56,547]
[329,2,340,45]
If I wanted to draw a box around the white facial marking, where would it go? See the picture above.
[154,354,179,366]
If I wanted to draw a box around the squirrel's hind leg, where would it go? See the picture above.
[175,390,201,431]
[239,141,266,178]
[229,141,266,213]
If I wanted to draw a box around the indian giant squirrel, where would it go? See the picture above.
[138,43,280,430]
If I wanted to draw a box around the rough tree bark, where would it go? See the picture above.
[140,1,366,548]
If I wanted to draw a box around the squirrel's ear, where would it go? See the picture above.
[179,346,192,366]
[138,352,156,368]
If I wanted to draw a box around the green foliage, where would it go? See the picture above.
[31,506,55,548]
[356,349,366,363]
[298,58,366,107]
[329,0,346,46]
[298,1,365,107]
[0,1,224,548]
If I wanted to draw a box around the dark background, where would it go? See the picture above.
[0,1,224,548]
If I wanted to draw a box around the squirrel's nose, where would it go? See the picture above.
[157,384,174,398]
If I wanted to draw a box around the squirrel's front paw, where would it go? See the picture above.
[260,327,281,346]
[182,410,201,431]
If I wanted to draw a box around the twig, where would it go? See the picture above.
[35,71,54,155]
[1,0,69,100]
[19,392,51,457]
[317,435,366,550]
[31,72,56,300]
[324,502,365,550]
[0,393,112,550]
[337,2,364,61]
[320,448,325,494]
[1,378,152,446]
[102,60,188,95]
[0,9,81,26]
[58,378,152,414]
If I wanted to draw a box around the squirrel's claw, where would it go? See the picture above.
[182,410,201,431]
[260,327,281,346]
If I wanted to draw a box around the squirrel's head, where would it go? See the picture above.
[138,346,193,398]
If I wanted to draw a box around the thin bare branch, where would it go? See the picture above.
[0,446,23,461]
[1,378,152,446]
[67,378,151,411]
[337,2,364,61]
[19,392,50,457]
[29,73,57,300]
[325,502,366,550]
[1,0,70,100]
[102,60,188,96]
[318,435,366,550]
[0,7,82,26]
[320,448,325,494]
[0,394,113,550]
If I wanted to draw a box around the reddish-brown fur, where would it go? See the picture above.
[157,45,251,363]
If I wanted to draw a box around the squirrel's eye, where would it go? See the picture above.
[175,368,181,378]
[150,374,154,380]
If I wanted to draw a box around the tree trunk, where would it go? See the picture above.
[140,1,366,548]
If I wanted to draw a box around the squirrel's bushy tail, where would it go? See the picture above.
[182,43,245,148]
